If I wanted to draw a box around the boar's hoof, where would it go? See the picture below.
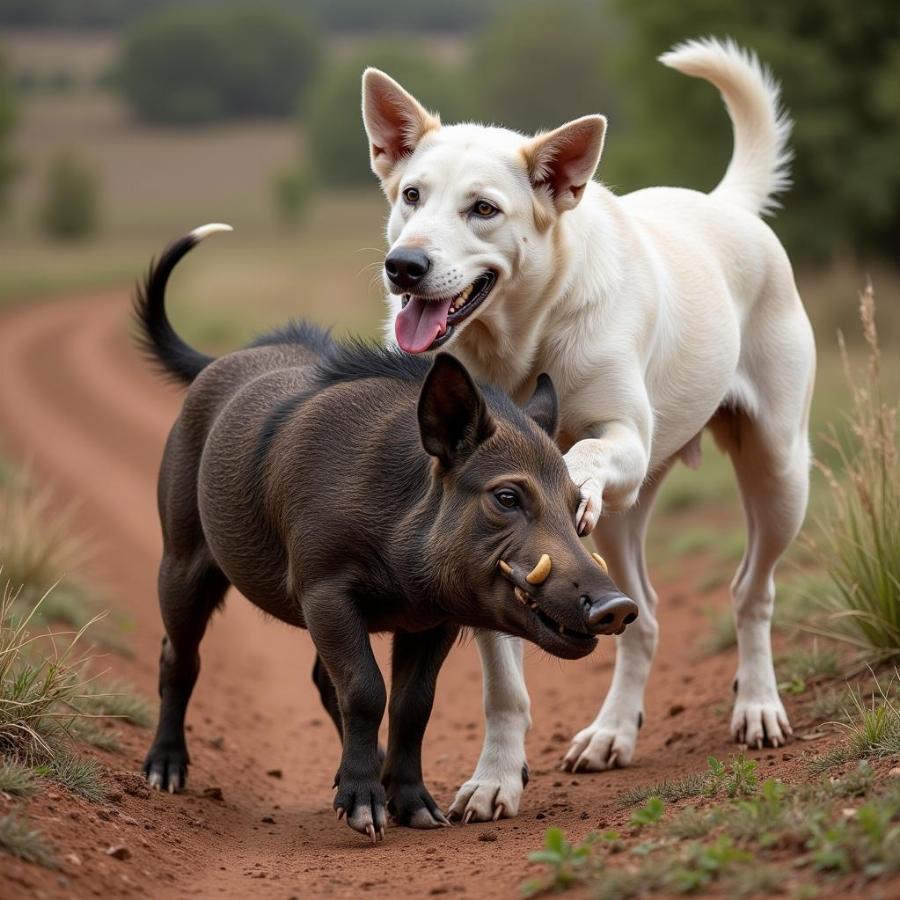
[334,777,387,840]
[387,782,450,829]
[143,741,189,794]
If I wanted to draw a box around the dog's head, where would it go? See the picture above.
[416,353,636,660]
[362,69,606,356]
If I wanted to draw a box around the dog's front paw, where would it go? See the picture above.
[386,780,450,829]
[731,690,792,749]
[448,761,528,823]
[562,717,637,772]
[143,738,189,793]
[335,773,387,842]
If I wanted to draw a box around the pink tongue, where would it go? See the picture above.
[394,296,453,354]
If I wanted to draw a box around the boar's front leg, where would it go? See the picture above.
[382,625,458,828]
[305,591,387,841]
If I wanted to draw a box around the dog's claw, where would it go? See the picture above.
[492,803,504,822]
[366,823,377,844]
[336,807,345,820]
[463,809,474,825]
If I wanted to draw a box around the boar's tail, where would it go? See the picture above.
[133,223,232,386]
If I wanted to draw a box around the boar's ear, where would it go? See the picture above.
[523,373,558,438]
[419,353,495,467]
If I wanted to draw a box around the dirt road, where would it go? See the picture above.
[0,290,791,899]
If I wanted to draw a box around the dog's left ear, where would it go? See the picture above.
[523,373,558,438]
[362,68,441,183]
[522,115,606,213]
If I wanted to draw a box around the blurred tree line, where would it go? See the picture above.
[0,0,509,32]
[2,0,898,262]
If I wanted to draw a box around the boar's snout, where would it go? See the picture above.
[581,592,639,635]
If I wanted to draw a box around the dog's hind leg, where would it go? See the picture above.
[710,404,810,748]
[562,463,671,772]
[449,631,531,823]
[144,553,229,793]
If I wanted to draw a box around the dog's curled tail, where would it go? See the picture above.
[659,37,793,217]
[133,223,232,385]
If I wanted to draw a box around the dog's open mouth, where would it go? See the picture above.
[394,271,496,354]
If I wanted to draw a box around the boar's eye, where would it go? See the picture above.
[494,488,520,510]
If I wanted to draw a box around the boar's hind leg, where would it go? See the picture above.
[312,654,343,739]
[382,625,458,828]
[144,554,229,793]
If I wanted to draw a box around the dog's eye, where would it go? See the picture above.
[494,489,519,510]
[473,200,498,218]
[402,187,420,205]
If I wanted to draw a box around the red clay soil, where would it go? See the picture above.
[0,291,870,899]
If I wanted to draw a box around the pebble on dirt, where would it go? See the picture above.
[202,786,225,801]
[266,769,283,779]
[106,845,132,861]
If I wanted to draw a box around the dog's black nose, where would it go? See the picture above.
[582,593,639,635]
[385,247,431,290]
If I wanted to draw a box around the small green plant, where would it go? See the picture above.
[812,285,900,663]
[668,837,752,893]
[704,754,759,798]
[630,796,665,829]
[0,813,55,867]
[37,149,100,241]
[523,827,597,896]
[777,643,840,694]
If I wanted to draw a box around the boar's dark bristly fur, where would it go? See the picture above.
[135,226,637,840]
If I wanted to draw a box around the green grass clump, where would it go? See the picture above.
[0,814,55,868]
[843,676,900,758]
[811,285,900,663]
[0,759,37,796]
[42,753,106,802]
[617,773,708,809]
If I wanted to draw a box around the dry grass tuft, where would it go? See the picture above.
[810,284,900,662]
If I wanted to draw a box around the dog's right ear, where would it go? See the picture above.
[362,69,440,183]
[418,353,495,468]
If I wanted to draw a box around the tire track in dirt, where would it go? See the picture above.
[0,290,768,899]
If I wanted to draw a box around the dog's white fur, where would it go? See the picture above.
[363,38,815,822]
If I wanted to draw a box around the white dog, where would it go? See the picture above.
[362,37,815,823]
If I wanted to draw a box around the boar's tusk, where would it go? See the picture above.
[498,559,514,579]
[591,552,608,574]
[525,554,552,585]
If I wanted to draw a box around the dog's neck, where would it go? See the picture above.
[452,183,624,395]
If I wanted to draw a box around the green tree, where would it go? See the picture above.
[608,0,900,262]
[306,44,465,185]
[116,4,321,124]
[470,0,619,134]
[0,49,18,214]
[38,150,100,240]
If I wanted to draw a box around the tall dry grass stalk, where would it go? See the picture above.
[0,580,101,761]
[812,284,900,660]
